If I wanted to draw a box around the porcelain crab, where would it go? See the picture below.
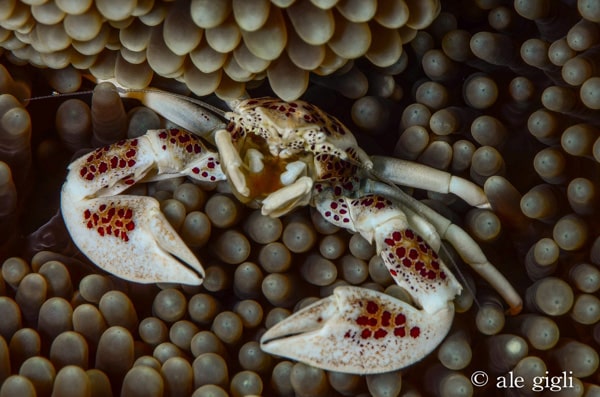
[61,85,522,374]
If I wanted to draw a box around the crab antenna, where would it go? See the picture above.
[26,90,96,102]
[28,75,228,120]
[27,82,229,143]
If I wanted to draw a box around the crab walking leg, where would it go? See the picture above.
[370,155,491,209]
[313,187,462,314]
[364,180,523,315]
[61,128,225,285]
[260,286,454,374]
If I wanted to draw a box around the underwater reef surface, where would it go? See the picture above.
[0,0,599,396]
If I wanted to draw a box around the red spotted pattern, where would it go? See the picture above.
[231,97,356,163]
[351,195,392,210]
[314,152,359,192]
[226,121,245,143]
[157,129,203,154]
[343,299,420,341]
[320,194,395,228]
[323,198,351,224]
[83,203,135,242]
[191,156,220,181]
[383,229,447,282]
[241,98,348,138]
[315,153,355,179]
[79,138,139,181]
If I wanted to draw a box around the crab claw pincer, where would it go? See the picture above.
[260,286,454,374]
[61,192,206,285]
[59,129,224,285]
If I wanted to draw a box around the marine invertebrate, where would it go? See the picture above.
[1,0,600,395]
[60,89,521,374]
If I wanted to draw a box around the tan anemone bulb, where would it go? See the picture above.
[0,0,441,100]
[2,1,600,397]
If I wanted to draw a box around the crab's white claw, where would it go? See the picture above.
[260,286,454,374]
[61,193,205,284]
[61,129,226,285]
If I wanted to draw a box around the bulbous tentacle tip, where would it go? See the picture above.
[61,193,205,285]
[507,302,524,316]
[260,285,454,374]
